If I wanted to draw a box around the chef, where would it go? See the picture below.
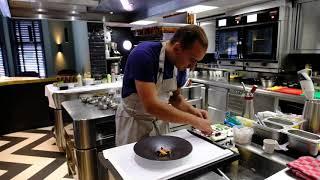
[115,25,213,146]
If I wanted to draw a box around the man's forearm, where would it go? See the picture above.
[145,99,201,126]
[170,94,200,116]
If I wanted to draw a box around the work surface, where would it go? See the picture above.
[102,130,235,180]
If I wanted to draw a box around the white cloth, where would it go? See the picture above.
[103,129,234,180]
[115,42,178,146]
[45,81,122,109]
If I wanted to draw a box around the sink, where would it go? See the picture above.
[220,146,286,180]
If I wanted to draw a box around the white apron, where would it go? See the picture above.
[115,42,178,146]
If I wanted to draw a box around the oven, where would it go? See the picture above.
[216,7,279,71]
[243,23,278,60]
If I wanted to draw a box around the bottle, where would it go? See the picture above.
[107,74,111,83]
[298,68,314,100]
[77,74,83,86]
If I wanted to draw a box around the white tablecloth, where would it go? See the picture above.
[103,129,234,180]
[45,82,122,109]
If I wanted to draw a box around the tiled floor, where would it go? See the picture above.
[0,126,74,180]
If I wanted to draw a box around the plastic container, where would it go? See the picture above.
[233,126,254,145]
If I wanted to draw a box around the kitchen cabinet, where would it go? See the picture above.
[292,0,320,53]
[254,94,276,113]
[207,86,228,123]
[208,106,226,124]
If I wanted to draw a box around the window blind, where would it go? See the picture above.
[13,20,46,77]
[0,46,5,76]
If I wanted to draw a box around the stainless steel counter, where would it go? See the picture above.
[62,100,116,180]
[190,76,305,103]
[62,100,115,121]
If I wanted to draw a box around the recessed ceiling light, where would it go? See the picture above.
[110,11,114,14]
[71,10,76,14]
[130,20,156,25]
[120,0,133,11]
[176,5,218,14]
[38,14,43,19]
[71,16,76,21]
[37,8,44,12]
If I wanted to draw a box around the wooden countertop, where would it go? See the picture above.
[0,76,57,86]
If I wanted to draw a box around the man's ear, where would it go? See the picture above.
[172,42,183,55]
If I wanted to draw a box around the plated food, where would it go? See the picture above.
[157,147,171,157]
[134,136,192,161]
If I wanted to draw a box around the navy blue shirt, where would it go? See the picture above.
[122,42,187,98]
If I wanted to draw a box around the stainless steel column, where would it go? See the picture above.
[76,149,98,180]
[53,93,66,152]
[74,116,97,180]
[54,109,66,151]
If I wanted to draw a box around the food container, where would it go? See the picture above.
[233,126,254,145]
[284,129,320,156]
[253,121,287,143]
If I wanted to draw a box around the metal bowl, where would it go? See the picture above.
[134,136,192,161]
[261,78,274,88]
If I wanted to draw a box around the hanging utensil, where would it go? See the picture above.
[241,82,247,92]
[255,114,266,126]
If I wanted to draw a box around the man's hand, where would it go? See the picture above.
[193,118,213,136]
[193,109,212,135]
[194,109,209,120]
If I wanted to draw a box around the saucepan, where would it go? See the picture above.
[134,136,192,161]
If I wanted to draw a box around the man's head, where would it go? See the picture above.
[168,25,208,71]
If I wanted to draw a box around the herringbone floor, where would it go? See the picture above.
[0,126,74,180]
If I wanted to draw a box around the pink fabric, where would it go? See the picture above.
[287,156,320,180]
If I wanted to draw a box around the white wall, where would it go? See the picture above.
[200,21,216,53]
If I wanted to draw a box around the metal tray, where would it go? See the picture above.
[264,117,303,128]
[253,121,287,143]
[284,129,320,156]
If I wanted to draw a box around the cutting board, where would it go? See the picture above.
[272,87,303,95]
[103,130,234,180]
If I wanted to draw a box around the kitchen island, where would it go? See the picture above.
[45,81,122,151]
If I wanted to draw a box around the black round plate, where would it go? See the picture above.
[133,136,193,161]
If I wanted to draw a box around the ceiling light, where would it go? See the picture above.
[120,0,133,11]
[38,14,43,19]
[176,5,218,14]
[247,14,257,23]
[37,8,44,12]
[71,16,76,21]
[110,11,113,14]
[71,10,76,14]
[130,20,156,25]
